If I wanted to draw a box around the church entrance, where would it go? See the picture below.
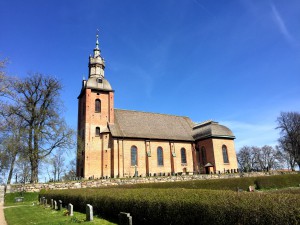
[204,163,214,174]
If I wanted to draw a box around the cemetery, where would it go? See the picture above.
[38,173,300,225]
[3,173,300,224]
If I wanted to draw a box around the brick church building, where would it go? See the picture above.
[76,35,238,179]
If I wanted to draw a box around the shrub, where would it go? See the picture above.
[40,188,300,225]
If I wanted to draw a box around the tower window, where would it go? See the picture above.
[95,99,101,112]
[95,127,100,136]
[157,147,163,166]
[131,146,138,166]
[222,145,229,163]
[181,148,187,164]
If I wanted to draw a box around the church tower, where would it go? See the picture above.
[77,34,114,178]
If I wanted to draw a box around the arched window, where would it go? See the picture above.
[181,148,187,164]
[157,147,163,166]
[95,99,101,112]
[131,146,138,166]
[201,147,206,165]
[95,127,100,136]
[196,147,200,164]
[222,145,229,163]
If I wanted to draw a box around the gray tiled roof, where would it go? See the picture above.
[109,109,195,141]
[192,120,235,140]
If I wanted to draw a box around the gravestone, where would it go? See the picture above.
[68,203,73,216]
[51,199,53,208]
[58,200,62,210]
[44,198,47,206]
[15,197,24,202]
[249,186,255,192]
[54,200,58,210]
[118,212,132,225]
[86,204,93,221]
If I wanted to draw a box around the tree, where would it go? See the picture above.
[62,158,76,181]
[237,145,284,172]
[237,146,258,172]
[50,152,66,181]
[276,112,300,170]
[0,115,27,184]
[256,145,283,171]
[2,73,74,183]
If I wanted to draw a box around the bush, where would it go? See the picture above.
[254,174,300,189]
[109,174,300,191]
[40,187,300,225]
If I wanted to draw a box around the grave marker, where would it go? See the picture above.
[68,203,73,216]
[58,200,62,210]
[54,200,58,210]
[118,212,132,225]
[86,204,93,221]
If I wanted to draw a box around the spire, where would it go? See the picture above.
[95,29,99,50]
[89,29,105,78]
[94,29,100,57]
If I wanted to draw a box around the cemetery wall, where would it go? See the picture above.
[5,171,295,193]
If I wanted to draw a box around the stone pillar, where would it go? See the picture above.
[51,199,53,208]
[54,200,57,210]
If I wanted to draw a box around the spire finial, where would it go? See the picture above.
[96,29,99,49]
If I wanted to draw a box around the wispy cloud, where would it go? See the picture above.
[271,3,296,45]
[220,120,279,151]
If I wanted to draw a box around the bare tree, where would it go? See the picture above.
[15,157,31,184]
[237,146,258,172]
[238,145,284,172]
[2,73,74,183]
[50,152,66,181]
[62,158,76,181]
[256,145,283,171]
[276,112,300,170]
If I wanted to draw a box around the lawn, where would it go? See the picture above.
[4,192,116,225]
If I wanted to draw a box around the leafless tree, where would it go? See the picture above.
[238,145,284,172]
[1,73,74,183]
[256,145,283,171]
[62,158,76,181]
[276,112,300,170]
[50,152,66,181]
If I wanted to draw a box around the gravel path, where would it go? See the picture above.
[0,203,7,225]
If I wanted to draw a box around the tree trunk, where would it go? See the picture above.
[7,152,17,184]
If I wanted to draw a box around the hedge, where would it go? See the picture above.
[40,187,300,225]
[106,173,300,191]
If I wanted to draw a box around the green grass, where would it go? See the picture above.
[4,192,39,206]
[4,205,117,225]
[4,192,116,225]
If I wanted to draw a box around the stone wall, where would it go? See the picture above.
[5,171,296,193]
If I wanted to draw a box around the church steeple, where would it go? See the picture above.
[94,33,100,57]
[89,31,105,78]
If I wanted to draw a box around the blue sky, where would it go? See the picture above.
[1,0,300,155]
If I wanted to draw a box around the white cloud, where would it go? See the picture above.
[271,3,296,45]
[220,120,279,151]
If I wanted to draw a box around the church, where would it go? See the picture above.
[76,35,238,179]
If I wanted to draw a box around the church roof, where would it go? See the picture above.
[109,109,195,141]
[192,120,235,140]
[85,77,113,91]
